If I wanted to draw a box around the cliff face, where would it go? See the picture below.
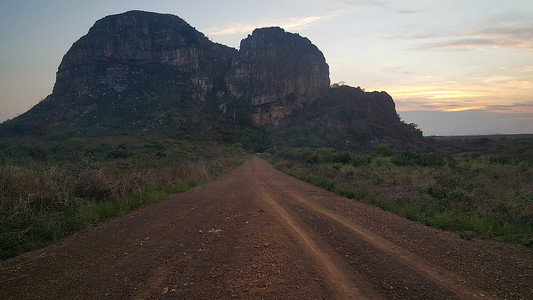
[31,13,329,130]
[49,10,235,105]
[226,27,330,125]
[16,10,240,134]
[1,10,421,148]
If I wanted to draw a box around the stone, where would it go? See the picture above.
[226,27,330,125]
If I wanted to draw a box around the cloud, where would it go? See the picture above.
[380,12,533,51]
[396,97,533,114]
[206,1,422,37]
[317,0,386,9]
[393,9,420,14]
[399,109,533,136]
[205,11,345,36]
[523,66,533,72]
[482,76,515,83]
[379,33,430,39]
[318,0,421,14]
[444,106,486,112]
[415,38,499,51]
[385,75,533,115]
[383,65,416,75]
[415,33,533,51]
[485,103,533,113]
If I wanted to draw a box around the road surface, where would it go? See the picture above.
[1,157,531,299]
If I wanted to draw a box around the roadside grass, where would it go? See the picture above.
[78,181,197,224]
[268,141,533,245]
[0,136,247,260]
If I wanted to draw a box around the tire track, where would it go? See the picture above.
[254,157,495,299]
[1,157,530,299]
[254,185,380,300]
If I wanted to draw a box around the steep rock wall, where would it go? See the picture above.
[49,10,236,106]
[226,27,330,125]
[0,10,419,147]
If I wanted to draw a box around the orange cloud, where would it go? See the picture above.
[379,76,533,114]
[444,106,486,112]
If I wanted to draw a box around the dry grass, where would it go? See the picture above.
[270,144,533,245]
[0,165,70,216]
[0,137,246,259]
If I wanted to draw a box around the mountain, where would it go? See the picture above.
[269,85,423,148]
[226,27,330,126]
[4,11,236,136]
[0,10,422,149]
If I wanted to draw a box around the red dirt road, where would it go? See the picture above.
[1,157,531,299]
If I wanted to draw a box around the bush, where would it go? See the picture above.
[490,156,514,165]
[351,154,372,166]
[375,143,392,156]
[144,141,165,150]
[107,149,132,159]
[340,164,356,176]
[333,151,352,164]
[419,152,447,167]
[391,150,421,166]
[373,176,385,185]
[306,152,321,164]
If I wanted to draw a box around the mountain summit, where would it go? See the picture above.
[226,27,330,125]
[1,10,421,148]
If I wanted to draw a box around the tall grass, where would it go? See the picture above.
[269,145,533,245]
[0,137,246,260]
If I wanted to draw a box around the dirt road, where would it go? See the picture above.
[1,157,531,299]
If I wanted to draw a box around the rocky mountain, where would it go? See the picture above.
[226,27,330,125]
[270,85,423,148]
[0,10,421,149]
[52,10,235,104]
[9,11,237,135]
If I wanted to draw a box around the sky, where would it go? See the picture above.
[1,0,532,136]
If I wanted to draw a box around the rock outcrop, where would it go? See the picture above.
[226,27,330,125]
[0,10,422,148]
[48,10,235,106]
[23,12,329,131]
[269,85,423,148]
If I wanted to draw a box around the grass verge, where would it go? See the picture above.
[269,145,533,246]
[1,137,247,260]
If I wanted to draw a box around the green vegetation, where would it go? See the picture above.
[0,135,246,260]
[268,137,533,245]
[2,132,532,259]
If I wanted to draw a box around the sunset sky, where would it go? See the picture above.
[1,0,532,135]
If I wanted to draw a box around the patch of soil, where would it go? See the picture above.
[1,157,531,299]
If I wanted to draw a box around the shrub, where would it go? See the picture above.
[340,164,356,176]
[107,149,132,159]
[421,186,446,200]
[373,176,385,185]
[419,152,447,167]
[306,152,321,164]
[375,143,392,156]
[333,151,352,164]
[144,141,165,150]
[23,146,48,161]
[391,150,421,166]
[351,154,372,166]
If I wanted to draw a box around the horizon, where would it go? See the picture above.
[1,0,532,136]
